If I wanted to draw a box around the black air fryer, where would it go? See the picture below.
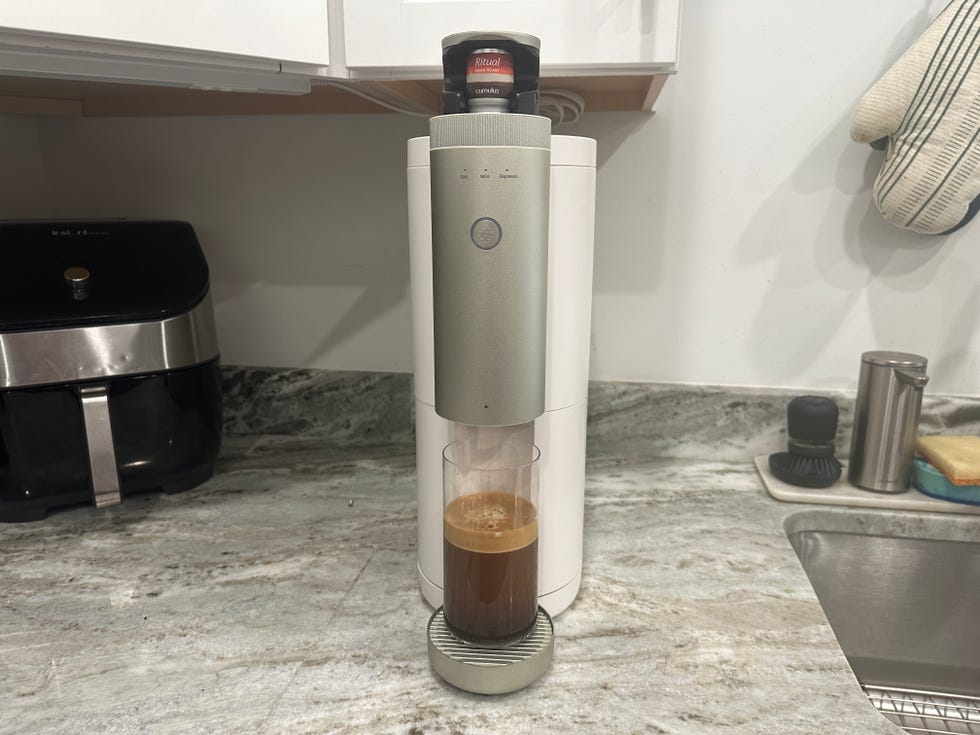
[0,221,222,521]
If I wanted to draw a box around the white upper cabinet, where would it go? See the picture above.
[0,1,330,66]
[0,2,680,113]
[0,0,335,93]
[342,0,680,79]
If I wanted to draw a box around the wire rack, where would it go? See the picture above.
[864,685,980,735]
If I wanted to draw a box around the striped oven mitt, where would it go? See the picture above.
[851,0,980,235]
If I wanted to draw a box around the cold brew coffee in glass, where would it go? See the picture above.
[442,438,540,644]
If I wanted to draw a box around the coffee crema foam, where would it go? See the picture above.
[444,491,537,553]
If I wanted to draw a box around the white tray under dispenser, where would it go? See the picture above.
[754,456,980,516]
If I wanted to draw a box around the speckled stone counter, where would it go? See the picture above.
[2,368,978,734]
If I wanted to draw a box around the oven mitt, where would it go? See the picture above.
[851,0,980,235]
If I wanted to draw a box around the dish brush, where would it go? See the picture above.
[768,395,843,489]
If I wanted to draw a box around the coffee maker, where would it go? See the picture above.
[407,32,596,692]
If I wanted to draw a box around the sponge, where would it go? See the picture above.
[915,435,980,485]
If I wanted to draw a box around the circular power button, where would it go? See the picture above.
[470,217,502,250]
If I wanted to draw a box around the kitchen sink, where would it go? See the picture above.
[786,511,980,735]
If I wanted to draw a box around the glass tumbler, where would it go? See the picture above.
[442,438,540,644]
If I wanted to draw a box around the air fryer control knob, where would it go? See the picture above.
[64,266,91,300]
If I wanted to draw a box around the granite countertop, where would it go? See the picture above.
[2,369,978,734]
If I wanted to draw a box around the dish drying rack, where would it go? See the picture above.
[864,685,980,735]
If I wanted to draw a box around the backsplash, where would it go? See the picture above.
[222,366,413,446]
[587,382,980,461]
[221,366,980,461]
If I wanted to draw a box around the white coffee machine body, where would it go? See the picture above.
[408,134,596,616]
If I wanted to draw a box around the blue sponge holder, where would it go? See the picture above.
[912,458,980,507]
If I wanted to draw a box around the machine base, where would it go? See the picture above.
[427,606,554,695]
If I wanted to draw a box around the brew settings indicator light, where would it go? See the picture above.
[470,217,502,250]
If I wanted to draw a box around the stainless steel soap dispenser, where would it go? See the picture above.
[848,350,929,493]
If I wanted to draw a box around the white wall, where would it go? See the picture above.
[0,116,50,217]
[32,113,428,372]
[572,0,978,393]
[10,0,980,394]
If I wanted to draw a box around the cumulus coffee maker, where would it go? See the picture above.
[410,32,597,694]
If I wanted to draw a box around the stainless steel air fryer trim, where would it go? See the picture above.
[0,292,220,389]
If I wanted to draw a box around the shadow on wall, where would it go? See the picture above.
[736,110,978,389]
[0,116,51,218]
[31,110,653,372]
[733,0,979,391]
[587,111,651,168]
[570,109,672,293]
[33,114,430,369]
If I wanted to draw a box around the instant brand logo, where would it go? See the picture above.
[51,228,109,237]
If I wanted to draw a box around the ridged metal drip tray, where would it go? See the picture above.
[864,686,980,735]
[427,606,553,695]
[786,514,980,735]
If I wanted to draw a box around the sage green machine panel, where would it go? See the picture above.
[430,113,550,427]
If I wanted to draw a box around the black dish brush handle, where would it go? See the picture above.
[787,395,838,443]
[768,395,842,489]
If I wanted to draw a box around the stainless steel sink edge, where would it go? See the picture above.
[782,507,980,545]
[783,508,980,734]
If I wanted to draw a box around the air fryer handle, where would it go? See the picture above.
[79,384,122,508]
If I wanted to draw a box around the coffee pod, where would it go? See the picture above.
[466,48,514,112]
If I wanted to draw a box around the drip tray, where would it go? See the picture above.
[427,606,553,695]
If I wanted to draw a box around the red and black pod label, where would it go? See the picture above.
[466,49,515,99]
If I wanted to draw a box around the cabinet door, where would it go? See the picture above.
[343,0,680,78]
[0,1,330,66]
